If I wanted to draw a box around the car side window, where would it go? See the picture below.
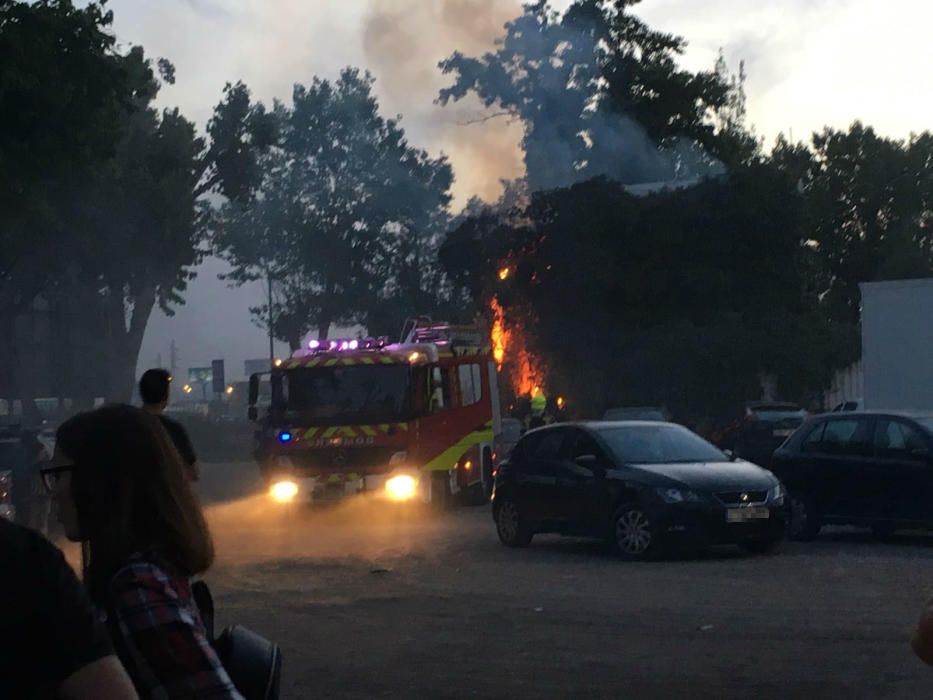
[874,419,929,461]
[565,431,602,460]
[800,422,826,453]
[533,430,566,460]
[819,418,872,457]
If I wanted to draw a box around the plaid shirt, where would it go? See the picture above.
[107,555,243,700]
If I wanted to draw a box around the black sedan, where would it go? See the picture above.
[772,411,933,540]
[492,422,786,559]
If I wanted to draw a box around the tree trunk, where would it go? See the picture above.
[317,319,331,341]
[106,287,157,402]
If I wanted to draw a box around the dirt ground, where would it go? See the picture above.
[195,462,933,699]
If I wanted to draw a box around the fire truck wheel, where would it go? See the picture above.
[430,471,453,510]
[495,497,533,547]
[461,483,487,507]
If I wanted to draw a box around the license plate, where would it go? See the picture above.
[773,428,794,437]
[726,506,770,523]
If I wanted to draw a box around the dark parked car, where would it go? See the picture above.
[713,402,807,468]
[772,411,933,540]
[492,422,786,559]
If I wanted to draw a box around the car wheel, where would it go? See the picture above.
[788,495,822,541]
[495,497,533,548]
[741,537,782,555]
[613,503,658,560]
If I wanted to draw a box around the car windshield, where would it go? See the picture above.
[749,406,806,422]
[603,408,666,421]
[597,425,727,464]
[283,365,411,425]
[915,418,933,434]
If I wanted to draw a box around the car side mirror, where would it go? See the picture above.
[575,454,602,471]
[723,449,737,461]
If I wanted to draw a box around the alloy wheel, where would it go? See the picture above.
[498,501,520,543]
[616,509,652,556]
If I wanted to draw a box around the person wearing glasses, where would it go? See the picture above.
[0,516,139,698]
[43,404,242,699]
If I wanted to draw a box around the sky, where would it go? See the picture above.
[115,0,932,381]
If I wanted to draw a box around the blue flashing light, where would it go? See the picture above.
[278,431,293,443]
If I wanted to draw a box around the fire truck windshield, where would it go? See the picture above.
[282,365,411,424]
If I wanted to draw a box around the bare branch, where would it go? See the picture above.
[456,111,515,126]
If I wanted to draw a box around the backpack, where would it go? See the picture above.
[192,580,282,700]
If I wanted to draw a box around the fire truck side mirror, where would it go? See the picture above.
[248,374,259,410]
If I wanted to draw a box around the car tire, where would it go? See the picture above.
[495,496,533,548]
[788,495,822,541]
[612,503,659,561]
[741,537,782,555]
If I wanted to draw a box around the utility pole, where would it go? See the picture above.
[169,340,179,376]
[267,271,275,366]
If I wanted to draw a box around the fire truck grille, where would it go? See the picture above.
[289,447,398,476]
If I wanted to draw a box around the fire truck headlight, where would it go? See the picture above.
[386,475,418,502]
[270,480,300,503]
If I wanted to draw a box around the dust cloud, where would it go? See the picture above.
[204,492,450,568]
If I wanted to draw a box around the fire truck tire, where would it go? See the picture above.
[461,483,487,507]
[430,471,453,510]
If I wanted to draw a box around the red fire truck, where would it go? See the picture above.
[247,320,502,505]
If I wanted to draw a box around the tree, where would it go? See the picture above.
[438,0,756,193]
[56,50,273,400]
[776,123,933,324]
[215,69,453,347]
[0,0,274,401]
[0,0,133,402]
[442,167,850,425]
[0,0,130,306]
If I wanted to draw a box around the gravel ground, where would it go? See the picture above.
[196,462,933,699]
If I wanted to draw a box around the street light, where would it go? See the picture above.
[225,386,234,396]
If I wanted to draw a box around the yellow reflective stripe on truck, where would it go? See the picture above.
[422,423,494,472]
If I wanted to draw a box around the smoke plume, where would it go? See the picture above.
[362,0,526,206]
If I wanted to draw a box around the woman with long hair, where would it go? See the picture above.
[46,404,242,699]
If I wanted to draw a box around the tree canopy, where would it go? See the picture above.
[438,0,757,193]
[0,1,272,400]
[214,68,454,347]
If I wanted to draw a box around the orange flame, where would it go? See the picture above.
[491,297,508,369]
[498,267,510,281]
[490,296,542,397]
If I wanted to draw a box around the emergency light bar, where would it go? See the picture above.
[301,337,389,355]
